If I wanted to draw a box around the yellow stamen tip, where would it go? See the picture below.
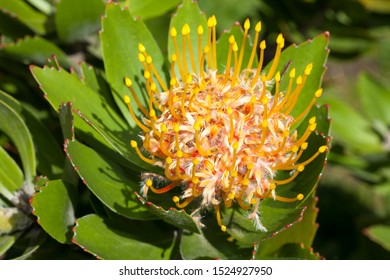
[309,123,317,131]
[305,63,313,76]
[124,95,131,104]
[144,70,151,79]
[192,177,199,184]
[173,196,180,203]
[228,35,235,45]
[221,225,227,232]
[315,88,323,98]
[301,142,308,150]
[170,27,177,37]
[255,21,261,32]
[309,116,316,124]
[145,179,153,187]
[232,141,239,150]
[260,40,266,50]
[138,43,145,53]
[177,150,183,158]
[289,68,296,78]
[233,42,238,52]
[251,198,258,205]
[138,53,145,62]
[242,178,250,185]
[227,106,233,115]
[171,54,177,62]
[166,157,173,164]
[228,192,235,200]
[275,71,281,82]
[125,77,132,87]
[130,140,137,148]
[319,146,327,153]
[297,194,304,201]
[193,158,199,165]
[197,25,204,35]
[174,123,180,132]
[276,33,284,44]
[244,18,250,30]
[161,123,167,132]
[203,45,210,53]
[261,119,268,128]
[149,109,156,118]
[296,75,303,85]
[186,75,192,84]
[247,162,255,170]
[182,23,190,35]
[270,183,276,190]
[297,165,305,172]
[146,55,152,64]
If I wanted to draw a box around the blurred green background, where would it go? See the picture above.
[1,0,390,259]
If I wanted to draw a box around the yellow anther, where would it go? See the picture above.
[166,157,173,164]
[197,25,204,35]
[174,123,180,132]
[177,150,183,158]
[296,75,303,85]
[292,146,299,153]
[276,33,284,45]
[244,18,250,30]
[170,27,177,37]
[146,55,152,64]
[309,123,317,131]
[261,119,268,128]
[297,165,305,172]
[228,192,235,200]
[232,42,238,52]
[192,177,199,184]
[319,145,327,153]
[138,43,145,53]
[221,225,227,232]
[130,140,137,148]
[170,78,177,87]
[297,194,304,201]
[182,23,190,35]
[227,106,233,115]
[138,53,145,62]
[150,82,157,92]
[125,77,132,87]
[232,141,239,150]
[261,96,269,104]
[269,183,276,190]
[144,70,151,79]
[124,95,131,104]
[228,35,235,45]
[251,198,258,205]
[315,88,323,98]
[160,123,167,133]
[203,45,210,53]
[289,68,296,78]
[304,63,313,76]
[301,142,308,150]
[186,74,192,84]
[255,21,261,32]
[275,71,281,82]
[247,162,255,170]
[171,54,177,62]
[149,109,156,118]
[145,179,153,187]
[242,178,250,185]
[173,196,180,203]
[309,116,316,124]
[260,40,266,49]
[231,170,238,177]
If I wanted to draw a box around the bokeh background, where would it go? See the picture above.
[1,0,390,259]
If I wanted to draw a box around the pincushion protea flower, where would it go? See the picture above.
[124,17,328,232]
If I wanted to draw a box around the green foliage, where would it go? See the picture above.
[4,0,389,260]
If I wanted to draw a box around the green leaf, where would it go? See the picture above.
[0,36,72,68]
[128,0,182,20]
[73,214,175,259]
[30,66,156,172]
[168,0,208,77]
[0,0,47,34]
[265,32,330,119]
[180,220,254,259]
[64,139,156,220]
[134,192,200,233]
[265,243,321,260]
[216,24,257,73]
[320,95,383,153]
[101,2,168,130]
[0,90,63,179]
[365,225,390,252]
[30,179,76,244]
[0,145,23,199]
[0,100,35,193]
[0,10,33,40]
[26,0,53,15]
[56,0,105,43]
[255,196,319,258]
[357,72,390,126]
